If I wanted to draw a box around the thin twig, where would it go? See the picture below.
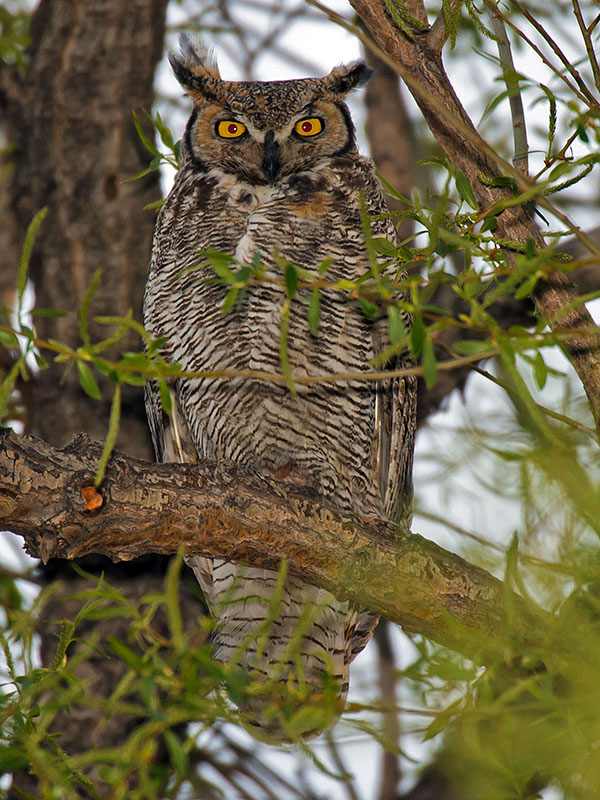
[435,339,597,439]
[325,733,362,800]
[572,0,600,94]
[468,360,597,438]
[308,0,600,261]
[0,564,41,585]
[428,0,461,51]
[487,9,529,173]
[508,0,599,106]
[375,621,402,800]
[414,509,580,575]
[480,0,594,108]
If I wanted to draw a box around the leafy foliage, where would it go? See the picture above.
[3,0,600,797]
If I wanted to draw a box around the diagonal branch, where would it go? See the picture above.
[0,427,549,663]
[346,0,600,435]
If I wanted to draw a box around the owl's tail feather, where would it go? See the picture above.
[186,556,371,740]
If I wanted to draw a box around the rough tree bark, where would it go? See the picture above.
[0,427,550,662]
[1,0,165,457]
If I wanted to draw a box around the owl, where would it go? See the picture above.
[143,36,416,739]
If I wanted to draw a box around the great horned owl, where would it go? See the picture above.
[143,37,416,738]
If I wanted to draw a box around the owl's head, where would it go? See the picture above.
[170,36,372,184]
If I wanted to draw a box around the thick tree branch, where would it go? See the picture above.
[1,427,547,661]
[347,0,600,433]
[364,51,416,241]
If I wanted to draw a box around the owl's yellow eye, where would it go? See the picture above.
[294,118,323,137]
[216,120,246,139]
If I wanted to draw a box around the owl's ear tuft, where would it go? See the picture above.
[322,61,374,96]
[175,34,221,79]
[169,34,221,100]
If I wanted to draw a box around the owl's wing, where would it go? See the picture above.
[365,177,417,527]
[144,379,166,462]
[374,356,417,525]
[144,377,216,603]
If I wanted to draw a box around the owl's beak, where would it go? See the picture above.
[261,130,280,183]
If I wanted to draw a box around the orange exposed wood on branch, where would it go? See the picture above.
[81,485,104,511]
[1,427,548,662]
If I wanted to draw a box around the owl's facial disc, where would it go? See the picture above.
[188,97,355,184]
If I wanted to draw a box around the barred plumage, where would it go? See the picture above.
[143,36,416,739]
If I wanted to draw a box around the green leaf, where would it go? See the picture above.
[288,704,331,738]
[132,109,160,156]
[434,238,448,257]
[514,273,539,300]
[372,237,398,256]
[31,307,69,317]
[387,305,407,345]
[376,173,412,204]
[490,175,518,194]
[0,329,19,348]
[0,745,28,772]
[410,313,425,356]
[422,335,437,388]
[107,636,147,672]
[78,270,102,347]
[357,296,378,318]
[317,258,332,276]
[308,288,321,334]
[77,360,101,400]
[34,352,48,370]
[165,550,184,652]
[17,207,48,305]
[94,383,121,487]
[423,700,462,741]
[0,358,22,421]
[548,161,572,181]
[533,350,548,390]
[119,352,150,368]
[576,121,589,143]
[144,198,165,211]
[455,171,478,210]
[427,656,475,682]
[148,336,167,356]
[480,215,497,233]
[221,286,239,314]
[152,110,175,151]
[50,620,75,671]
[164,730,188,776]
[159,380,172,414]
[453,339,493,355]
[207,255,235,284]
[235,266,252,286]
[285,263,298,298]
[123,165,157,184]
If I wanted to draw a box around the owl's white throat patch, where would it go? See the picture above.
[207,169,279,265]
[208,168,275,208]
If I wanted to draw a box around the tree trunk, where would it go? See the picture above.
[0,3,188,796]
[3,0,167,458]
